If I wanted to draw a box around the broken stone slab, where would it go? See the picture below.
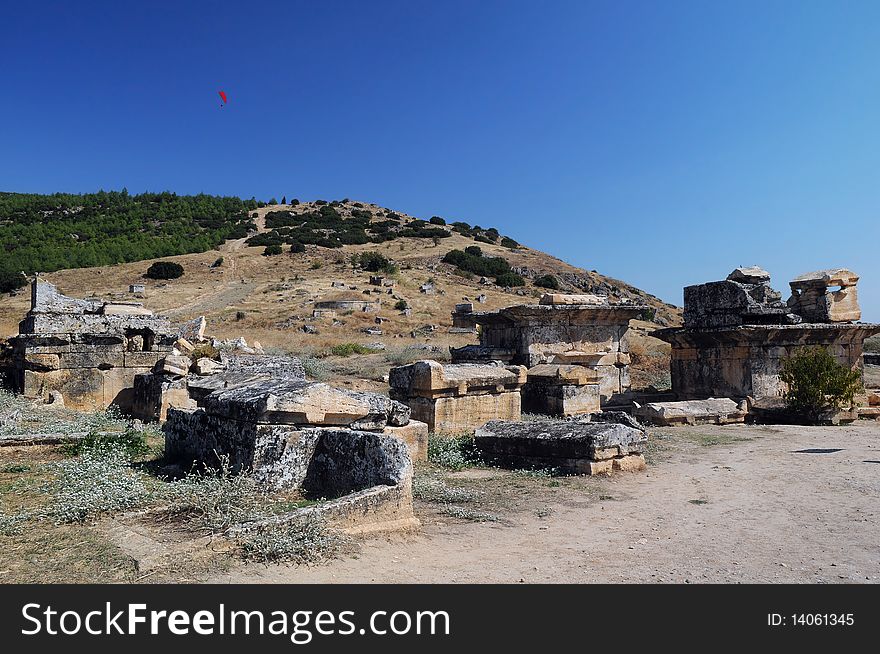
[193,357,224,375]
[186,353,305,399]
[632,397,747,426]
[178,316,207,342]
[154,355,191,377]
[539,293,606,306]
[726,266,771,284]
[788,269,861,322]
[474,419,647,475]
[174,338,195,355]
[200,379,411,428]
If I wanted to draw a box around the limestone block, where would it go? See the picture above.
[383,420,429,462]
[726,266,771,284]
[633,397,746,426]
[23,353,60,371]
[539,293,606,306]
[175,338,195,354]
[474,420,647,475]
[102,303,153,316]
[612,453,647,472]
[201,379,411,428]
[388,360,527,398]
[193,357,225,375]
[405,392,521,433]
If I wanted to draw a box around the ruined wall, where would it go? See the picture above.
[655,266,880,401]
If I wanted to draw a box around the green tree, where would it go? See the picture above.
[780,347,862,423]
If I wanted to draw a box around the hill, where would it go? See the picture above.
[0,198,680,392]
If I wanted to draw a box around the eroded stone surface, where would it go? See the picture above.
[633,398,746,426]
[474,419,647,475]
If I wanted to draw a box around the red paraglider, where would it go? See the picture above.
[218,90,227,107]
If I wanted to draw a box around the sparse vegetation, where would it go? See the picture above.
[329,343,373,357]
[237,516,346,564]
[427,433,477,470]
[394,299,409,311]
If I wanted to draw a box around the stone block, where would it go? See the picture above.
[383,420,429,462]
[633,398,746,426]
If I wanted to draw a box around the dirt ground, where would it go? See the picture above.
[189,421,880,584]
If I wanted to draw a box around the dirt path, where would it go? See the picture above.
[205,423,880,584]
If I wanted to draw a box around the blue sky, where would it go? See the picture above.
[2,1,878,319]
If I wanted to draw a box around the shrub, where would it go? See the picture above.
[290,242,306,253]
[501,237,519,249]
[211,257,224,268]
[441,249,512,278]
[780,346,863,423]
[427,434,477,470]
[474,234,493,244]
[429,216,446,225]
[494,272,526,287]
[394,299,408,311]
[534,274,560,289]
[62,429,149,458]
[310,261,322,270]
[329,343,373,357]
[353,251,395,273]
[145,261,184,280]
[464,245,482,257]
[263,244,283,256]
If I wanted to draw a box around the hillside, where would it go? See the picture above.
[0,198,680,391]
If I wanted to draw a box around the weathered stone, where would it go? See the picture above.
[200,379,410,428]
[9,279,177,409]
[474,419,647,475]
[186,353,305,399]
[633,398,746,426]
[179,316,207,342]
[450,300,645,406]
[655,268,880,402]
[538,293,606,306]
[389,360,526,432]
[726,266,771,284]
[522,364,601,416]
[382,420,429,462]
[175,338,195,354]
[193,357,224,375]
[788,269,861,322]
[155,355,191,376]
[131,373,195,421]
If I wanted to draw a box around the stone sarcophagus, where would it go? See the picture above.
[10,279,177,410]
[164,378,420,534]
[450,294,647,406]
[389,360,527,432]
[654,267,880,401]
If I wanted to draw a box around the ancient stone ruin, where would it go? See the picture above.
[164,378,421,533]
[389,360,526,433]
[653,267,880,403]
[474,419,647,475]
[451,293,648,410]
[9,279,177,410]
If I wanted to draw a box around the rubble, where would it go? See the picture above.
[389,360,527,432]
[474,419,647,475]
